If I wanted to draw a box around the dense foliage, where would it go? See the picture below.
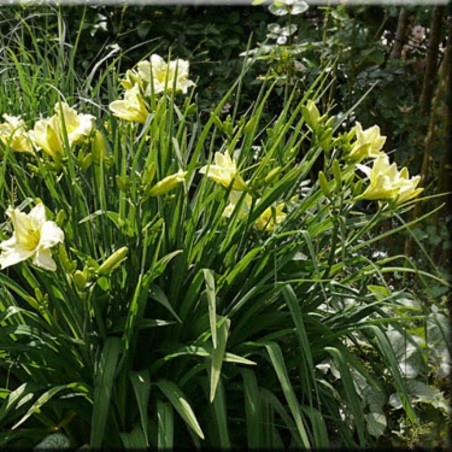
[0,4,449,449]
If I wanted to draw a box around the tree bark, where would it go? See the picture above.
[437,14,452,217]
[419,5,445,117]
[390,7,409,60]
[404,5,445,261]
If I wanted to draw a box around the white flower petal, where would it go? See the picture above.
[0,245,35,269]
[32,248,57,271]
[28,203,46,225]
[38,221,64,249]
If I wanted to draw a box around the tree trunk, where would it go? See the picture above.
[390,7,409,60]
[419,6,446,117]
[404,6,445,261]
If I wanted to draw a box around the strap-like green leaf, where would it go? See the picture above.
[210,316,230,402]
[156,379,205,440]
[130,370,151,446]
[90,337,122,447]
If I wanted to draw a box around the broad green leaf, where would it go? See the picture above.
[156,380,205,440]
[365,412,387,438]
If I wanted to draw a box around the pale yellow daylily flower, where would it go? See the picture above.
[0,114,34,154]
[0,204,64,271]
[222,190,253,218]
[137,54,195,95]
[120,69,141,90]
[199,151,247,191]
[394,167,423,205]
[357,154,423,204]
[148,170,187,196]
[29,103,95,158]
[54,102,95,145]
[109,84,149,123]
[256,203,286,232]
[349,122,386,160]
[29,115,65,158]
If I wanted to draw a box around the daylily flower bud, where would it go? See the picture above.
[81,153,93,171]
[74,269,88,291]
[142,162,157,186]
[302,100,320,130]
[58,245,75,273]
[319,128,333,152]
[56,210,66,227]
[98,246,128,275]
[333,160,342,190]
[264,166,282,184]
[148,170,187,197]
[92,130,107,163]
[318,171,331,196]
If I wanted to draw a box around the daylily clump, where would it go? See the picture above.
[29,102,95,158]
[0,114,34,154]
[357,154,423,205]
[0,204,64,271]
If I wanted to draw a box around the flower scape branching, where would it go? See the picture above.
[0,53,436,448]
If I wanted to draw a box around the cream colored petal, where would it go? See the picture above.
[32,248,57,271]
[28,203,46,225]
[7,208,32,244]
[357,163,372,177]
[0,235,17,250]
[0,245,35,269]
[38,221,64,249]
